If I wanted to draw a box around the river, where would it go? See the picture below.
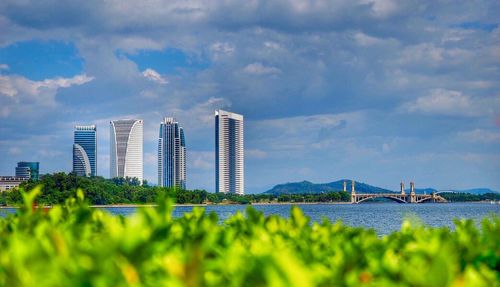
[1,202,499,235]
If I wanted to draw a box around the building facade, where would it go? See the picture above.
[0,176,29,192]
[215,110,244,194]
[158,117,186,189]
[15,162,39,181]
[73,125,97,177]
[110,119,143,183]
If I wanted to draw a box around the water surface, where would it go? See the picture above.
[2,203,498,235]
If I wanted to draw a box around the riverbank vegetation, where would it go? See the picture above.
[0,173,498,206]
[440,192,500,202]
[0,188,498,286]
[0,173,350,206]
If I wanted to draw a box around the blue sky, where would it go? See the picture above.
[0,1,499,193]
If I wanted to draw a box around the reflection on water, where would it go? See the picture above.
[2,203,499,235]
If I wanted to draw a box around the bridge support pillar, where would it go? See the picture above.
[350,180,356,203]
[410,182,416,203]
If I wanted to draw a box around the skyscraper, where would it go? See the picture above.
[15,162,40,181]
[158,117,186,189]
[73,125,97,177]
[215,110,244,194]
[110,119,143,183]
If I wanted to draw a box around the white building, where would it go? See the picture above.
[0,176,28,192]
[110,119,143,183]
[158,117,186,189]
[215,110,244,194]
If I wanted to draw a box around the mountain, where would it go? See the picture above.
[451,188,499,195]
[264,179,393,195]
[263,180,499,195]
[411,188,437,194]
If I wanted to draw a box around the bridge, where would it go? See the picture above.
[347,181,447,204]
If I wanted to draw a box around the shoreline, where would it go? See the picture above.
[0,202,350,209]
[1,201,497,209]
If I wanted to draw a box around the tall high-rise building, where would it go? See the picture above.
[15,162,40,181]
[73,125,97,177]
[110,119,143,183]
[158,117,186,189]
[215,110,244,194]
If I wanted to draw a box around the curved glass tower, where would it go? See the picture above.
[215,110,244,194]
[158,117,186,189]
[110,119,143,183]
[73,125,97,177]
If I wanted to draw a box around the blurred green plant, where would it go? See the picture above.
[0,187,498,287]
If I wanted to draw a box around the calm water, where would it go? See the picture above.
[2,203,499,235]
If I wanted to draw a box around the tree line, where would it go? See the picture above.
[0,172,350,206]
[1,172,497,206]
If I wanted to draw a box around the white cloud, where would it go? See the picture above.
[144,152,157,165]
[189,151,213,170]
[171,97,230,127]
[382,143,391,153]
[264,41,282,50]
[0,73,94,117]
[142,68,168,85]
[210,42,235,54]
[8,146,21,155]
[0,64,9,71]
[210,42,235,60]
[249,112,364,155]
[362,0,398,18]
[458,129,500,144]
[140,90,158,98]
[243,62,281,75]
[401,89,499,117]
[246,149,267,159]
[0,74,94,98]
[353,32,384,46]
[0,76,17,97]
[397,43,473,67]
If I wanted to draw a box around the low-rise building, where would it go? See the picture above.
[0,176,29,192]
[16,162,40,181]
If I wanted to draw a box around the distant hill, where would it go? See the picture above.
[264,180,498,195]
[264,180,392,195]
[411,188,437,194]
[451,188,499,195]
[416,188,498,195]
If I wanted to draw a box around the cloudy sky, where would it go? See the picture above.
[0,0,499,193]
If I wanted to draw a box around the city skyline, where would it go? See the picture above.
[158,117,186,188]
[0,1,499,193]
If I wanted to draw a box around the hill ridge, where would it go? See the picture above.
[263,180,498,195]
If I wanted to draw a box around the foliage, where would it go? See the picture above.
[0,173,211,206]
[1,173,496,206]
[441,192,500,202]
[0,187,498,287]
[0,173,351,206]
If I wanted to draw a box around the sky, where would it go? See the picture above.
[0,0,499,193]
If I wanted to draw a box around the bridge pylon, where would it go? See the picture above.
[409,182,416,203]
[350,180,356,203]
[400,182,405,196]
